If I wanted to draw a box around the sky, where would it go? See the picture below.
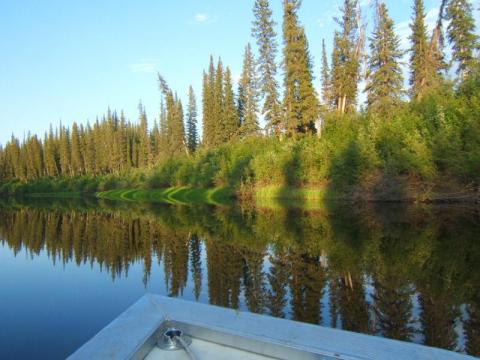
[0,0,479,146]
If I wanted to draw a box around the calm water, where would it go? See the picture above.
[0,198,479,359]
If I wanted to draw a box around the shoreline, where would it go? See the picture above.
[15,184,479,205]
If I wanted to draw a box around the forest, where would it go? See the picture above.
[0,0,479,202]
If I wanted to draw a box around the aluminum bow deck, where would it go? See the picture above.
[69,294,475,360]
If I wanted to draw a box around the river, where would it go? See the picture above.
[0,198,479,358]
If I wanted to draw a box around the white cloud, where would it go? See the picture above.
[194,13,210,24]
[129,59,158,74]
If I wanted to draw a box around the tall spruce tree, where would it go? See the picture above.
[252,0,282,135]
[154,100,168,163]
[84,123,96,175]
[239,43,260,137]
[158,75,186,156]
[186,86,198,154]
[365,1,404,115]
[409,0,439,97]
[321,38,332,108]
[331,0,362,114]
[71,122,84,175]
[44,125,58,177]
[446,0,479,79]
[428,0,448,82]
[59,126,71,176]
[213,59,225,146]
[223,67,240,141]
[202,57,216,148]
[25,135,43,179]
[201,71,210,147]
[282,0,319,135]
[173,96,186,155]
[137,102,151,168]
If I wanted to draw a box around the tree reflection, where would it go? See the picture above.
[0,201,478,355]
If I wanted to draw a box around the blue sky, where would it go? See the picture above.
[0,0,478,146]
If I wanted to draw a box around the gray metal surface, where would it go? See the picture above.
[68,294,476,360]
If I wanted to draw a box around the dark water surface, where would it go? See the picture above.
[0,198,479,359]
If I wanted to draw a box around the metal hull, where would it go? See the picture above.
[69,294,475,360]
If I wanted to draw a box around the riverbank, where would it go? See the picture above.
[11,180,478,206]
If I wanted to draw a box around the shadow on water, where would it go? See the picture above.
[0,198,479,357]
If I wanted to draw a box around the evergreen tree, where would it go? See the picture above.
[84,123,96,175]
[59,126,71,176]
[213,59,225,145]
[44,125,58,177]
[151,119,161,158]
[331,0,362,114]
[202,71,211,147]
[71,122,84,175]
[186,86,198,154]
[9,135,24,179]
[25,135,44,179]
[116,112,128,171]
[252,0,282,135]
[446,0,479,79]
[172,96,186,156]
[282,0,319,134]
[365,1,404,115]
[409,0,440,97]
[202,57,216,148]
[239,43,260,137]
[223,67,240,142]
[321,38,332,108]
[428,0,448,82]
[157,98,168,161]
[158,75,186,156]
[137,102,151,168]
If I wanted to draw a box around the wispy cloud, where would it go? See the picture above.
[194,13,214,24]
[129,59,158,74]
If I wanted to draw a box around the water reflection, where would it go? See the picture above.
[0,199,479,356]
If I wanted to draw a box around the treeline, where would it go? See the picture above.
[0,100,193,181]
[0,0,479,186]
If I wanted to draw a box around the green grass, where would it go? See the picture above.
[96,187,235,205]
